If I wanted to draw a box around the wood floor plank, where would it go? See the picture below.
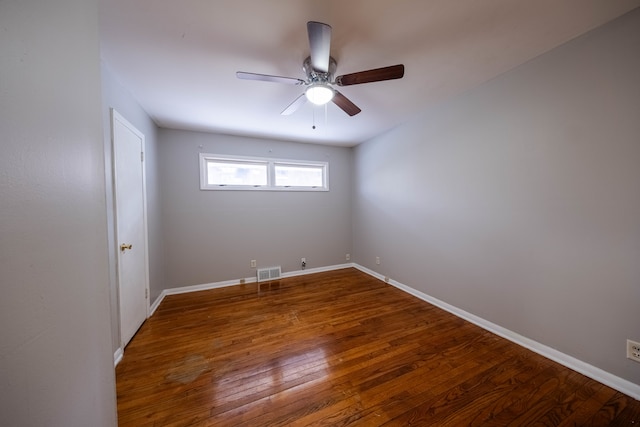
[116,268,640,426]
[583,392,635,426]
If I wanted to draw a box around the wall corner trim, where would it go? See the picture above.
[353,264,640,400]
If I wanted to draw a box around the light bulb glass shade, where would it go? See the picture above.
[305,84,334,105]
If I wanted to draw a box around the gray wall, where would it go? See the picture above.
[101,63,165,349]
[353,9,640,385]
[158,129,352,289]
[0,0,117,425]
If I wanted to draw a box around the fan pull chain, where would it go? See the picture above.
[311,105,329,131]
[312,105,316,130]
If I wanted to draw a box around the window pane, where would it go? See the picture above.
[207,161,267,186]
[275,164,324,187]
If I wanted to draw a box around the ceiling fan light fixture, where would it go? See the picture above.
[305,83,334,105]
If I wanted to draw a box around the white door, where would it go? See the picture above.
[112,109,149,348]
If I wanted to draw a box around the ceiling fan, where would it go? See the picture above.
[236,21,405,117]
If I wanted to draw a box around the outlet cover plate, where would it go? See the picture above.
[628,340,640,363]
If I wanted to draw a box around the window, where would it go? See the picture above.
[200,154,328,191]
[274,163,325,188]
[206,159,268,187]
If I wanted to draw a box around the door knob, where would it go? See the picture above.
[120,243,133,252]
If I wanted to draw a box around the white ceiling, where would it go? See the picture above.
[99,0,638,147]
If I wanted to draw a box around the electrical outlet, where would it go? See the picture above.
[376,256,380,265]
[301,258,306,263]
[250,260,256,268]
[628,339,640,363]
[346,253,351,261]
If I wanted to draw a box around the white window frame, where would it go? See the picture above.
[199,153,329,191]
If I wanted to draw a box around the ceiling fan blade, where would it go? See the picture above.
[236,71,305,85]
[332,91,361,116]
[307,21,332,73]
[281,93,307,116]
[335,64,405,86]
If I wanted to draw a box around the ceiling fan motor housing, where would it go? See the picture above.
[303,56,337,84]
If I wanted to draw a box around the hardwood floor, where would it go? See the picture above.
[116,268,640,426]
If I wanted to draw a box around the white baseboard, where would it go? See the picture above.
[149,290,165,316]
[353,264,640,401]
[149,263,355,317]
[113,347,123,367]
[282,263,353,279]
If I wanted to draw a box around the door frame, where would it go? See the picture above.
[111,108,150,351]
